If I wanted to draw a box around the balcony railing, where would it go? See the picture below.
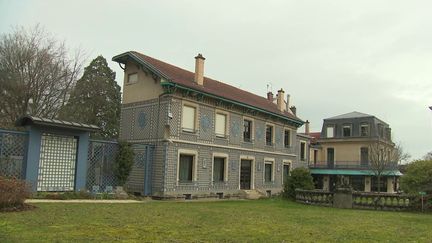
[308,161,398,170]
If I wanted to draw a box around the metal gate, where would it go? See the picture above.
[0,129,28,179]
[37,133,78,191]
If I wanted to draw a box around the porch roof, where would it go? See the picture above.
[310,169,403,176]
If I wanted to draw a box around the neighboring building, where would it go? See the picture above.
[305,112,401,193]
[112,51,306,198]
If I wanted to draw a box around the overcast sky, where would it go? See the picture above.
[1,0,431,159]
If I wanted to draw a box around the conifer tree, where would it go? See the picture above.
[60,55,121,139]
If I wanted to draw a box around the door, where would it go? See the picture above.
[240,160,252,189]
[327,148,335,168]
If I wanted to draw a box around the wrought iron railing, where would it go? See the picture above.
[308,161,398,170]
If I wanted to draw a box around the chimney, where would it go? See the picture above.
[277,89,285,112]
[290,106,297,115]
[267,92,273,101]
[286,94,291,112]
[305,120,310,134]
[194,53,205,85]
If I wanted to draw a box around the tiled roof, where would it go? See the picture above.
[113,51,303,124]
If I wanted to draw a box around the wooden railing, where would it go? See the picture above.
[295,189,333,207]
[295,189,415,211]
[352,192,414,211]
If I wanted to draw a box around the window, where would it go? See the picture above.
[182,105,196,132]
[300,141,306,161]
[360,147,369,166]
[215,113,227,137]
[243,119,252,142]
[264,161,274,182]
[342,125,351,137]
[213,157,226,182]
[265,125,274,146]
[284,129,291,148]
[326,126,334,138]
[283,161,291,183]
[127,73,138,84]
[179,154,194,182]
[360,124,369,136]
[378,124,384,138]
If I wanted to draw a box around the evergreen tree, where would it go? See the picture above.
[60,56,121,139]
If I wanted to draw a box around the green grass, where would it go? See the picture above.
[1,199,431,242]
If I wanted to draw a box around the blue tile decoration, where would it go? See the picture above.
[137,111,147,129]
[201,113,211,132]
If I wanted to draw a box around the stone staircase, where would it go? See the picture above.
[240,189,267,199]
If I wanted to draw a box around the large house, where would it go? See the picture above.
[306,112,402,193]
[112,51,306,198]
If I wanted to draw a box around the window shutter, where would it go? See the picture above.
[182,106,196,131]
[215,113,226,136]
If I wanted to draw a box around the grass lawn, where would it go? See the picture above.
[1,199,431,242]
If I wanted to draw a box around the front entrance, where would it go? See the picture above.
[240,159,252,189]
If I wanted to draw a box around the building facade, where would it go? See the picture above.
[306,112,401,193]
[113,51,306,198]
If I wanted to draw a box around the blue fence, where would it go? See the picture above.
[0,129,154,194]
[0,129,28,179]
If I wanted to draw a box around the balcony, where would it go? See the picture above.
[308,161,398,170]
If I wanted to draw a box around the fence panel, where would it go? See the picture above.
[0,130,28,179]
[86,140,119,193]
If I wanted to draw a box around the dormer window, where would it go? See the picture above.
[360,124,369,136]
[127,73,138,84]
[326,126,334,138]
[342,125,352,137]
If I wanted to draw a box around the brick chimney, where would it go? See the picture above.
[290,106,296,115]
[194,53,205,85]
[267,92,273,101]
[305,120,310,134]
[277,89,285,112]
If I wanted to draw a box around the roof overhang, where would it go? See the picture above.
[16,115,100,132]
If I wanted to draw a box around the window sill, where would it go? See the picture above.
[215,135,229,140]
[181,129,198,135]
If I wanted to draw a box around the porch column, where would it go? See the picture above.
[364,176,371,192]
[323,175,330,191]
[387,177,394,193]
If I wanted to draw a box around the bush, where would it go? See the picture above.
[114,141,135,186]
[0,176,31,210]
[34,190,93,200]
[283,167,314,200]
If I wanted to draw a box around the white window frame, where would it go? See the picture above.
[127,72,138,84]
[284,128,292,148]
[211,152,229,183]
[300,141,307,161]
[215,110,229,138]
[177,149,198,184]
[264,158,275,182]
[265,123,275,146]
[326,125,335,138]
[243,116,255,142]
[360,124,369,136]
[239,155,255,190]
[282,160,292,184]
[342,124,352,137]
[181,101,199,133]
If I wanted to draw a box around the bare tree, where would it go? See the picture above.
[369,141,410,192]
[0,25,84,128]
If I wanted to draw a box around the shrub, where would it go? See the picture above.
[0,176,31,210]
[283,167,314,200]
[400,160,432,194]
[114,141,135,186]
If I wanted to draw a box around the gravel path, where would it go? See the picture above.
[26,199,146,203]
